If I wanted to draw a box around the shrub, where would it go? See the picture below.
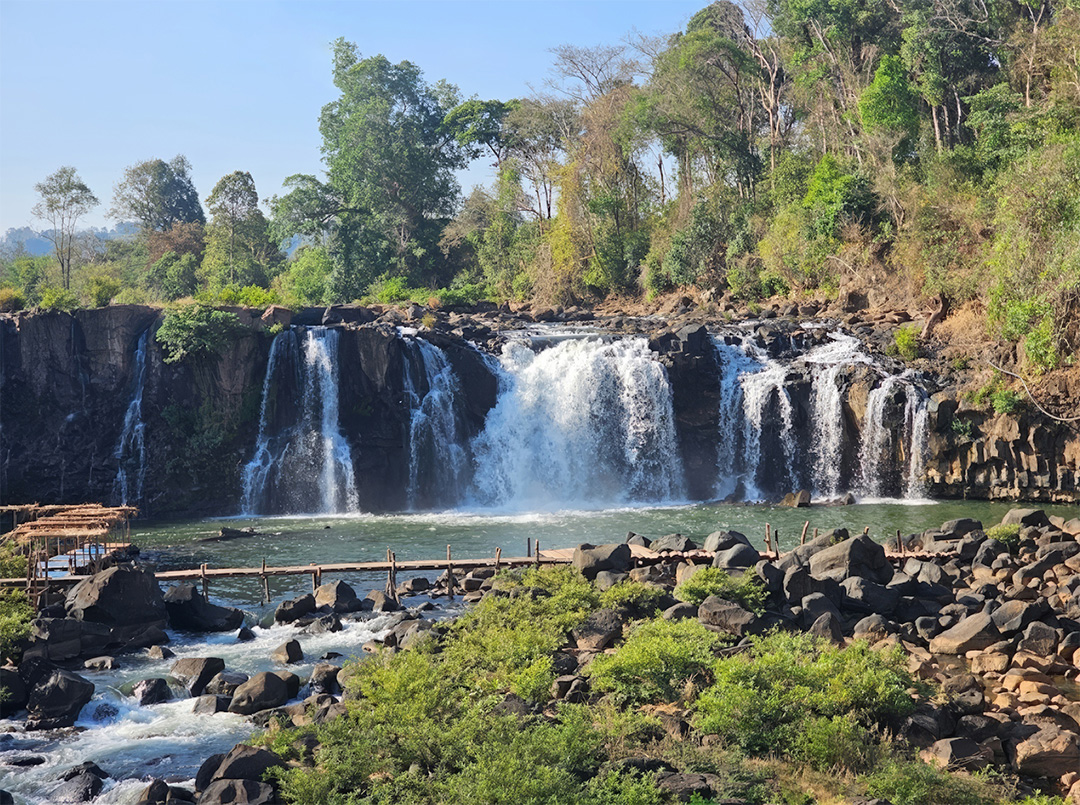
[87,275,121,307]
[985,523,1021,544]
[674,567,767,613]
[693,633,915,767]
[990,389,1023,414]
[599,580,666,616]
[950,418,976,441]
[0,589,33,666]
[0,542,27,578]
[0,287,25,312]
[39,286,79,311]
[894,326,920,361]
[588,617,726,706]
[155,304,247,364]
[864,757,996,805]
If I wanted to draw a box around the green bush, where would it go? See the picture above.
[990,389,1022,414]
[588,617,725,706]
[950,418,976,441]
[673,567,767,613]
[0,287,26,312]
[599,580,666,616]
[985,523,1021,544]
[155,304,247,364]
[39,286,79,311]
[0,589,33,666]
[864,757,996,805]
[87,275,121,307]
[894,326,920,361]
[0,542,27,578]
[693,633,915,767]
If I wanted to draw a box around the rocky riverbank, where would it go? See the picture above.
[6,506,1080,802]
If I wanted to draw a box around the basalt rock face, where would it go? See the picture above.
[925,391,1080,504]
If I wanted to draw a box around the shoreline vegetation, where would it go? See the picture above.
[5,508,1080,803]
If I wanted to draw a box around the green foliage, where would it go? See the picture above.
[864,757,996,805]
[0,287,25,312]
[949,417,976,441]
[588,617,725,706]
[893,326,920,360]
[990,390,1023,415]
[673,567,767,613]
[277,246,334,306]
[39,286,79,311]
[0,542,28,579]
[0,589,33,664]
[860,56,920,141]
[86,274,121,307]
[694,633,916,769]
[155,304,246,363]
[147,251,200,300]
[599,580,666,616]
[205,284,281,308]
[985,523,1021,544]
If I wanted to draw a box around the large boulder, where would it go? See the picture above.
[132,677,173,706]
[274,594,316,623]
[698,596,757,636]
[929,613,999,655]
[650,534,696,552]
[197,779,275,805]
[572,544,632,580]
[23,617,113,663]
[1014,726,1080,778]
[571,609,623,652]
[65,566,166,630]
[1001,509,1051,529]
[163,584,244,632]
[270,640,303,665]
[26,670,94,730]
[702,530,751,553]
[809,534,892,585]
[211,744,285,783]
[170,657,226,696]
[52,771,104,802]
[313,580,362,613]
[229,672,290,715]
[712,544,760,569]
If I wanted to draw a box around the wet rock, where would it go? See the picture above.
[52,771,103,802]
[229,672,289,715]
[572,543,632,580]
[929,613,999,655]
[571,609,623,651]
[170,657,226,696]
[298,614,342,635]
[163,583,244,632]
[65,566,167,632]
[206,672,249,697]
[270,639,303,665]
[59,762,109,782]
[0,667,26,711]
[313,580,362,613]
[365,591,400,612]
[83,655,118,671]
[147,645,174,660]
[192,695,231,715]
[274,594,316,623]
[132,677,172,706]
[236,627,256,642]
[26,670,94,730]
[779,490,811,508]
[195,753,226,794]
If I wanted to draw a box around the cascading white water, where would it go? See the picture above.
[857,372,929,499]
[241,327,359,514]
[402,337,470,509]
[112,329,150,506]
[738,344,798,500]
[469,336,685,510]
[711,337,761,499]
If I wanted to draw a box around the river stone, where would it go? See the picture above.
[698,596,756,636]
[309,663,340,695]
[170,657,225,696]
[929,613,999,655]
[274,671,301,699]
[193,694,231,715]
[163,583,244,632]
[809,534,892,584]
[314,580,362,613]
[809,611,845,645]
[702,530,751,553]
[572,543,632,580]
[26,670,94,730]
[211,744,285,783]
[147,645,174,660]
[1014,726,1080,778]
[134,779,180,805]
[52,771,103,802]
[990,599,1048,634]
[274,594,316,623]
[229,672,289,715]
[270,639,303,665]
[1002,508,1052,529]
[626,533,651,548]
[924,737,990,770]
[206,672,249,697]
[197,779,275,805]
[83,656,118,671]
[651,533,696,552]
[132,677,172,706]
[571,609,623,651]
[940,519,983,539]
[841,577,899,614]
[195,753,227,793]
[65,566,167,629]
[712,544,760,569]
[365,590,400,612]
[1018,621,1058,656]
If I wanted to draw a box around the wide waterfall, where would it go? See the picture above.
[469,336,685,510]
[712,328,927,501]
[401,336,471,510]
[241,327,359,514]
[112,329,150,506]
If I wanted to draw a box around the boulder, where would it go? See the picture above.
[206,672,249,697]
[924,737,990,770]
[25,617,113,662]
[298,614,342,635]
[651,534,696,552]
[313,580,362,613]
[195,753,227,794]
[170,657,226,696]
[1018,621,1059,656]
[702,530,751,553]
[270,640,303,665]
[1001,509,1051,529]
[571,609,623,651]
[779,490,811,507]
[1014,726,1080,778]
[192,695,231,715]
[26,670,94,730]
[229,672,289,715]
[274,671,301,699]
[929,613,999,655]
[698,596,757,636]
[163,584,244,632]
[572,543,632,580]
[83,655,118,671]
[211,744,285,783]
[939,519,983,539]
[991,599,1048,634]
[662,602,698,621]
[809,611,845,645]
[809,534,892,584]
[654,772,720,803]
[132,677,172,706]
[841,577,899,614]
[712,544,760,569]
[365,591,400,612]
[65,565,165,625]
[274,594,316,623]
[196,779,275,805]
[52,771,103,802]
[309,663,340,695]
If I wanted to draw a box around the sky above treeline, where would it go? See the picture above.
[0,0,706,234]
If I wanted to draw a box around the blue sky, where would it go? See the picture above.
[0,0,705,233]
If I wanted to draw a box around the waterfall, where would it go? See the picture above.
[112,329,150,506]
[241,327,359,515]
[858,373,929,499]
[401,337,470,509]
[468,336,685,510]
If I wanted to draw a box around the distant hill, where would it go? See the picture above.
[1,223,140,258]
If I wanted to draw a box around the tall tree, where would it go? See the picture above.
[32,167,99,289]
[110,155,204,231]
[203,171,280,287]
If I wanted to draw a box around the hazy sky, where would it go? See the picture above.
[0,0,705,234]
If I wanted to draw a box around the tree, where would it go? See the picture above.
[31,167,99,289]
[203,171,281,288]
[270,39,474,297]
[110,155,204,231]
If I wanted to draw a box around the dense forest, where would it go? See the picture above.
[3,0,1078,371]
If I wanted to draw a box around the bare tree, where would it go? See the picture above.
[32,167,99,289]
